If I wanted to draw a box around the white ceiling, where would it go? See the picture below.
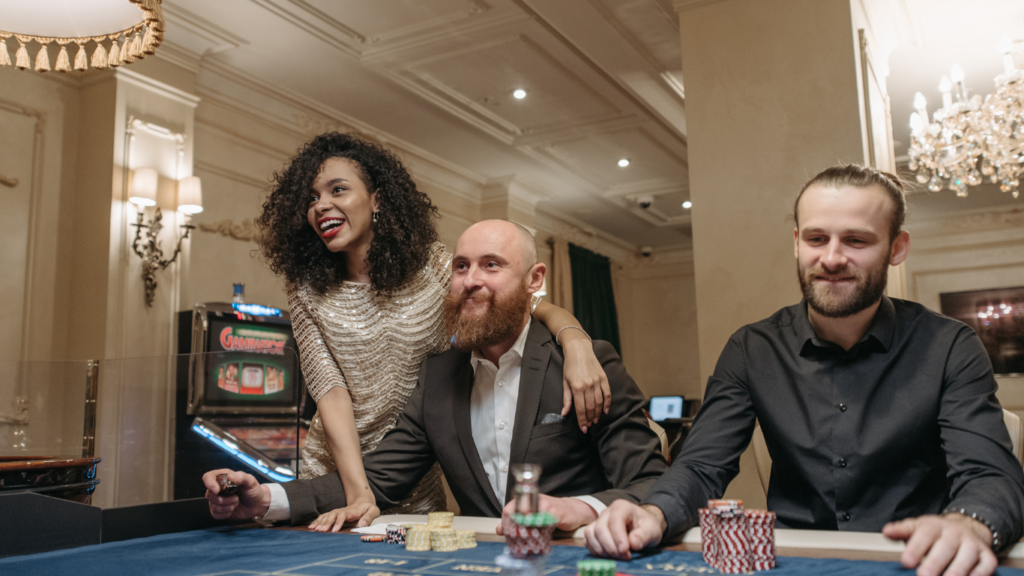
[156,0,1024,249]
[159,0,693,249]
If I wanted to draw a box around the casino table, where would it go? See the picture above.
[4,517,1024,576]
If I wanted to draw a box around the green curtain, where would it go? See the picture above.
[568,243,621,354]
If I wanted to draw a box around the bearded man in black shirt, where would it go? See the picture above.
[585,165,1024,576]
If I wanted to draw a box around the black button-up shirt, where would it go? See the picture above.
[644,297,1024,551]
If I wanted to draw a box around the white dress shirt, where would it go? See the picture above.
[264,318,605,522]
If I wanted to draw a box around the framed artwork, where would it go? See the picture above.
[940,287,1024,376]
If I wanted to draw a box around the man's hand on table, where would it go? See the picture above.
[882,513,996,576]
[496,495,600,535]
[584,500,667,560]
[203,469,270,521]
[308,499,381,533]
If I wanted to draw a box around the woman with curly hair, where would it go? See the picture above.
[256,132,611,529]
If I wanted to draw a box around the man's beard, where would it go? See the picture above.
[443,279,532,352]
[798,249,890,318]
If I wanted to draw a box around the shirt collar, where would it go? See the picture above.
[798,296,896,354]
[470,318,531,374]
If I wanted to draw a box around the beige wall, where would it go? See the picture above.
[903,203,1024,410]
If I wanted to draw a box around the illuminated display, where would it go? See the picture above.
[232,303,282,317]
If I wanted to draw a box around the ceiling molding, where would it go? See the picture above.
[534,205,638,262]
[605,178,686,198]
[195,159,272,190]
[115,69,201,108]
[513,114,645,148]
[197,59,488,186]
[163,3,248,55]
[154,41,202,73]
[247,0,361,58]
[672,0,732,12]
[513,0,687,146]
[583,0,671,73]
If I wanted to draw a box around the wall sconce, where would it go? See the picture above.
[129,168,202,307]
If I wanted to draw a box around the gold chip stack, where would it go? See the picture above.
[405,527,432,551]
[429,528,459,552]
[455,529,477,549]
[427,511,454,529]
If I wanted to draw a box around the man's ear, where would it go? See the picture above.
[793,227,800,259]
[527,263,546,294]
[889,230,911,266]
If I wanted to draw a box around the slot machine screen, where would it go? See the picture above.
[648,395,685,421]
[202,319,299,410]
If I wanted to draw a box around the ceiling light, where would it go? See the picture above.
[0,0,165,73]
[617,158,630,168]
[513,89,527,99]
[682,201,692,209]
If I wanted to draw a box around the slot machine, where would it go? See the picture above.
[173,302,312,499]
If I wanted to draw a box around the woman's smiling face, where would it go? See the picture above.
[307,157,378,254]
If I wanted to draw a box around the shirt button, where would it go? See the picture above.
[839,403,847,412]
[842,512,851,521]
[498,381,504,387]
[838,458,847,468]
[502,465,508,472]
[499,422,506,430]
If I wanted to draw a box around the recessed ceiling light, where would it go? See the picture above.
[617,158,630,168]
[682,201,692,209]
[513,89,527,99]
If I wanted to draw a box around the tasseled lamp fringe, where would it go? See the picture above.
[55,39,71,73]
[34,38,52,72]
[15,36,30,70]
[107,34,120,67]
[73,40,88,71]
[90,37,108,69]
[0,35,11,67]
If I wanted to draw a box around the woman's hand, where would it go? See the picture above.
[308,498,381,532]
[561,336,611,432]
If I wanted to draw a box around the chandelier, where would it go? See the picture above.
[0,0,164,73]
[907,37,1023,198]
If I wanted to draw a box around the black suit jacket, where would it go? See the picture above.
[282,321,667,524]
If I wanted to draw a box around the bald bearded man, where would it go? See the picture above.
[205,220,666,533]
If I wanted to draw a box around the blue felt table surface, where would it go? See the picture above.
[2,528,1023,576]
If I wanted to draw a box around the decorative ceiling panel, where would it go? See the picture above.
[543,126,687,187]
[590,0,680,71]
[302,0,489,44]
[409,34,621,133]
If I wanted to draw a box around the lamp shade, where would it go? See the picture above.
[177,176,203,214]
[129,167,158,207]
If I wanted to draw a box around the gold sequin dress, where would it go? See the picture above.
[289,242,451,514]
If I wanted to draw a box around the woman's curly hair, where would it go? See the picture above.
[256,132,439,294]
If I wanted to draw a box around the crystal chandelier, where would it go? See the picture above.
[907,37,1023,198]
[0,0,164,73]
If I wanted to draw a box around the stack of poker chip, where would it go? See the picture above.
[427,511,454,529]
[715,502,751,573]
[506,512,558,558]
[385,523,408,545]
[699,499,776,573]
[430,528,460,552]
[405,527,433,551]
[577,559,617,576]
[455,529,477,549]
[746,509,777,571]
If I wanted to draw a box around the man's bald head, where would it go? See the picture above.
[461,219,537,275]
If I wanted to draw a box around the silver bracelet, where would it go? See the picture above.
[555,325,591,346]
[946,507,1000,550]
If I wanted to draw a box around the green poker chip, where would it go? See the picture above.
[511,512,558,527]
[577,559,617,576]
